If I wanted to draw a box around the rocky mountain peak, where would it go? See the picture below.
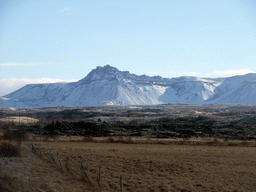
[79,65,130,83]
[95,65,119,73]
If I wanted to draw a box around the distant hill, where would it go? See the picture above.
[1,65,256,107]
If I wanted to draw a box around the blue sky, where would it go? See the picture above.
[0,0,256,96]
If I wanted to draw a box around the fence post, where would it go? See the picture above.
[81,162,83,172]
[67,156,69,168]
[120,175,123,192]
[99,166,101,187]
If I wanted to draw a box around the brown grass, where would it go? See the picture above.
[0,169,33,192]
[0,141,20,157]
[1,135,256,191]
[37,140,256,191]
[0,168,53,192]
[0,140,96,192]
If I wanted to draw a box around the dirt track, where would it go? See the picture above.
[35,140,256,192]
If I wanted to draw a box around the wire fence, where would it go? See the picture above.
[27,142,124,192]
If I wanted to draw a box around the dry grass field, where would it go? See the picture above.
[1,104,256,191]
[1,137,256,192]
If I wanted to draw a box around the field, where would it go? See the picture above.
[1,137,256,192]
[1,104,256,191]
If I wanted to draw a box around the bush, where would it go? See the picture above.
[116,136,125,143]
[241,140,250,146]
[105,136,134,144]
[3,128,12,140]
[223,137,229,142]
[0,142,20,157]
[213,138,218,143]
[107,137,115,143]
[1,123,27,141]
[125,137,134,144]
[82,136,94,142]
[3,129,27,141]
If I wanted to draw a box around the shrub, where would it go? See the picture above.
[241,140,250,146]
[41,134,58,142]
[223,137,229,142]
[125,137,134,144]
[117,136,125,143]
[1,122,27,141]
[0,142,20,157]
[3,129,27,141]
[213,138,218,143]
[129,119,138,125]
[43,135,50,142]
[107,137,115,143]
[0,123,11,131]
[3,128,12,140]
[82,136,94,142]
[227,142,239,146]
[182,137,190,144]
[117,136,134,144]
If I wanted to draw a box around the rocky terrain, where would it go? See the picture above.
[1,104,256,141]
[13,115,255,141]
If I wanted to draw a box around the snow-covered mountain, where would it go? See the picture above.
[0,97,26,108]
[2,65,256,107]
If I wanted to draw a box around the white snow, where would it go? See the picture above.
[1,66,256,108]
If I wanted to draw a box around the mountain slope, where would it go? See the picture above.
[2,65,256,107]
[206,74,256,104]
[0,97,26,108]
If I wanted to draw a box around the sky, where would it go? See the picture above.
[0,0,256,96]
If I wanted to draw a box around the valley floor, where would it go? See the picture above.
[1,138,256,192]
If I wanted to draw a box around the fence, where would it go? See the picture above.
[27,142,124,192]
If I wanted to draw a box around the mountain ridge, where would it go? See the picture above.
[1,65,256,107]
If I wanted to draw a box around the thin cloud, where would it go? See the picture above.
[150,68,255,78]
[150,71,202,77]
[0,62,53,67]
[211,68,255,77]
[58,7,77,15]
[0,78,78,96]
